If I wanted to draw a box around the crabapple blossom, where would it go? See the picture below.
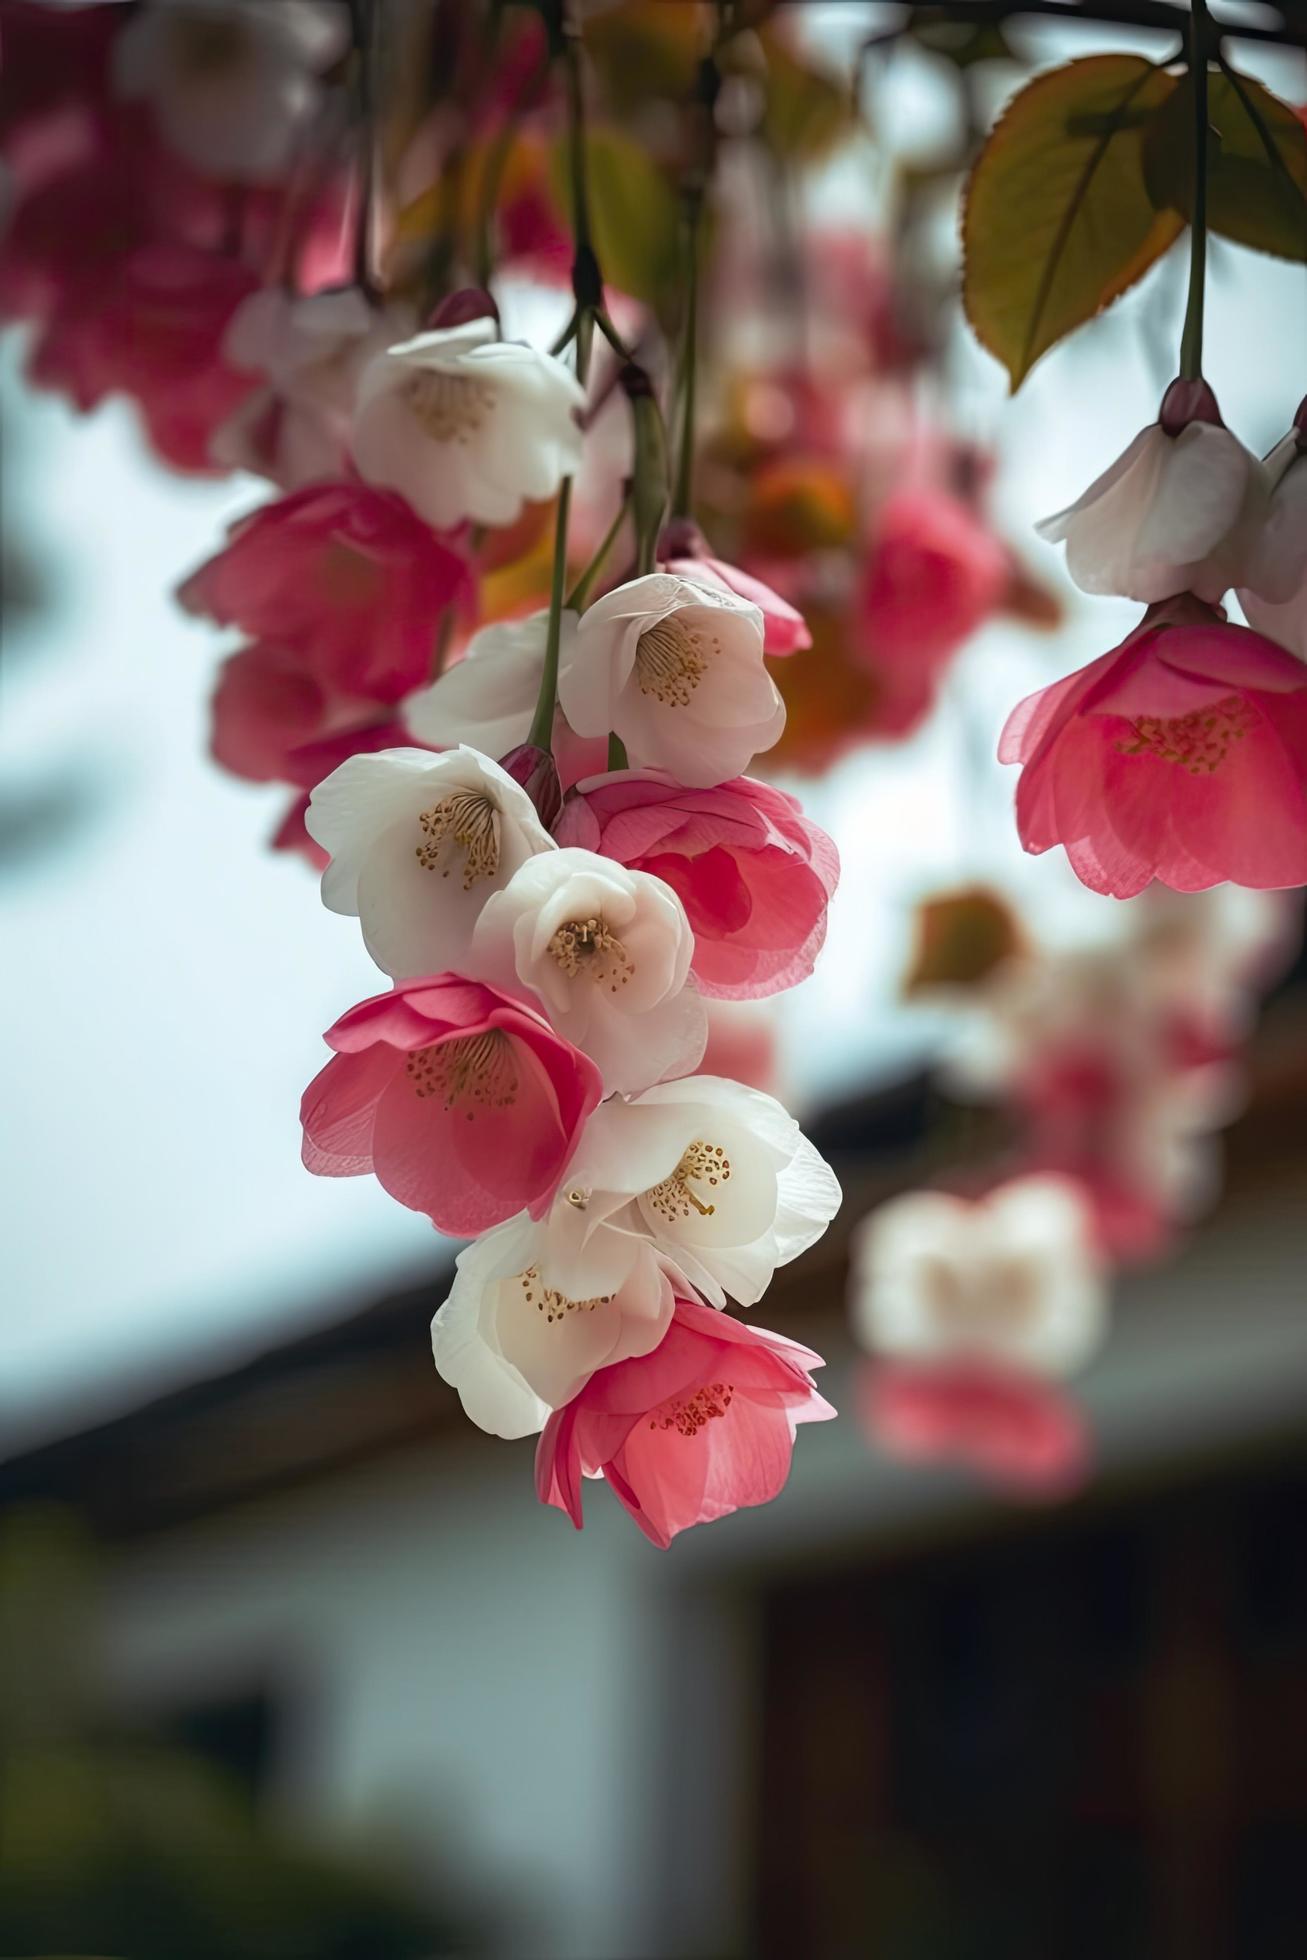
[469,847,707,1096]
[1036,381,1267,605]
[849,1176,1108,1378]
[351,317,586,530]
[1000,601,1307,897]
[660,521,812,654]
[863,1361,1089,1498]
[857,485,1008,675]
[556,770,839,1000]
[1238,409,1307,661]
[404,611,606,791]
[558,573,786,788]
[112,0,349,184]
[300,977,603,1237]
[549,1077,841,1309]
[536,1296,835,1547]
[430,1213,680,1436]
[305,746,557,978]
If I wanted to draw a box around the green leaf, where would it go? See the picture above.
[755,25,857,162]
[963,54,1184,390]
[1144,67,1307,262]
[549,128,680,311]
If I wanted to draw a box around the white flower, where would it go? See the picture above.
[404,610,599,783]
[351,318,586,531]
[1238,429,1307,660]
[430,1213,678,1438]
[1037,417,1267,604]
[213,288,408,490]
[549,1076,841,1309]
[305,745,556,979]
[112,0,348,184]
[849,1176,1107,1378]
[558,572,786,787]
[470,847,707,1096]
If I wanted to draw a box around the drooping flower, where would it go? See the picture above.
[1238,407,1307,661]
[209,642,329,782]
[1000,603,1307,898]
[178,481,471,703]
[305,746,556,977]
[212,286,408,491]
[857,485,1008,674]
[351,317,586,531]
[558,573,786,787]
[470,847,706,1095]
[300,976,603,1237]
[848,1176,1108,1378]
[1036,380,1267,604]
[556,769,839,1000]
[404,611,607,791]
[660,522,812,655]
[430,1213,681,1437]
[547,1076,842,1309]
[862,1360,1089,1499]
[111,0,350,184]
[536,1296,835,1547]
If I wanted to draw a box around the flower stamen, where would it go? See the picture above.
[518,1266,612,1325]
[547,916,634,993]
[401,369,496,444]
[415,790,500,887]
[635,616,715,708]
[645,1140,731,1223]
[651,1383,735,1434]
[405,1031,518,1112]
[1116,694,1255,775]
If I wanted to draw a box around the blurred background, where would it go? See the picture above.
[3,2,1307,1956]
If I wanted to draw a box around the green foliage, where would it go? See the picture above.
[963,54,1184,389]
[549,127,681,309]
[1144,67,1307,262]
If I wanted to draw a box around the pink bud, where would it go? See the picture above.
[498,742,563,830]
[426,288,500,332]
[1159,377,1223,437]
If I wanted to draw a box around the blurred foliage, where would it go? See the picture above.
[903,887,1027,996]
[0,1510,481,1960]
[1144,69,1307,262]
[548,128,681,309]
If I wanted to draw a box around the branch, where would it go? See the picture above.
[860,1,1307,52]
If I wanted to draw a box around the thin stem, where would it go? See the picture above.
[672,187,703,519]
[527,478,576,751]
[1179,0,1209,382]
[857,0,1303,52]
[607,733,629,770]
[567,491,632,610]
[349,0,379,297]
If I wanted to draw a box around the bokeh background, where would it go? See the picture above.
[3,4,1307,1957]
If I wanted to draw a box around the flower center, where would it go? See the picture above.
[401,368,496,443]
[415,790,500,887]
[1116,694,1255,775]
[405,1031,517,1111]
[635,616,716,708]
[517,1266,612,1325]
[547,916,634,993]
[645,1140,732,1223]
[650,1383,735,1435]
[167,15,249,78]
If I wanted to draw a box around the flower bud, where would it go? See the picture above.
[498,741,563,830]
[426,287,500,332]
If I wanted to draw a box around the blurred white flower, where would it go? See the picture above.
[559,573,786,787]
[113,0,348,183]
[305,745,556,979]
[351,318,585,530]
[1238,424,1307,660]
[849,1176,1108,1378]
[471,847,707,1096]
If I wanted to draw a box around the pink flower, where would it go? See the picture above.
[858,485,1007,672]
[1000,605,1307,898]
[536,1297,834,1547]
[662,529,812,656]
[210,643,328,783]
[862,1360,1089,1499]
[179,481,471,703]
[555,769,839,1000]
[301,976,604,1237]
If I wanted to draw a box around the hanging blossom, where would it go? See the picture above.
[1000,597,1307,898]
[111,0,350,185]
[1237,401,1307,662]
[558,573,786,787]
[536,1296,834,1548]
[1036,379,1268,605]
[469,847,707,1097]
[299,977,603,1237]
[849,1175,1108,1495]
[305,746,558,977]
[660,518,812,656]
[351,316,587,531]
[556,769,839,1001]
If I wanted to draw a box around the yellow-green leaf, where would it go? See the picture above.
[549,127,680,310]
[1144,68,1307,262]
[963,54,1183,390]
[755,25,857,162]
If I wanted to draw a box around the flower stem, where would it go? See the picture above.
[607,733,629,770]
[567,491,632,610]
[349,0,380,298]
[1178,0,1209,382]
[672,185,703,519]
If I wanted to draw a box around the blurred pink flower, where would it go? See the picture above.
[179,480,471,702]
[556,769,838,999]
[857,484,1008,681]
[1001,604,1307,897]
[301,976,603,1236]
[863,1360,1090,1499]
[536,1296,834,1547]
